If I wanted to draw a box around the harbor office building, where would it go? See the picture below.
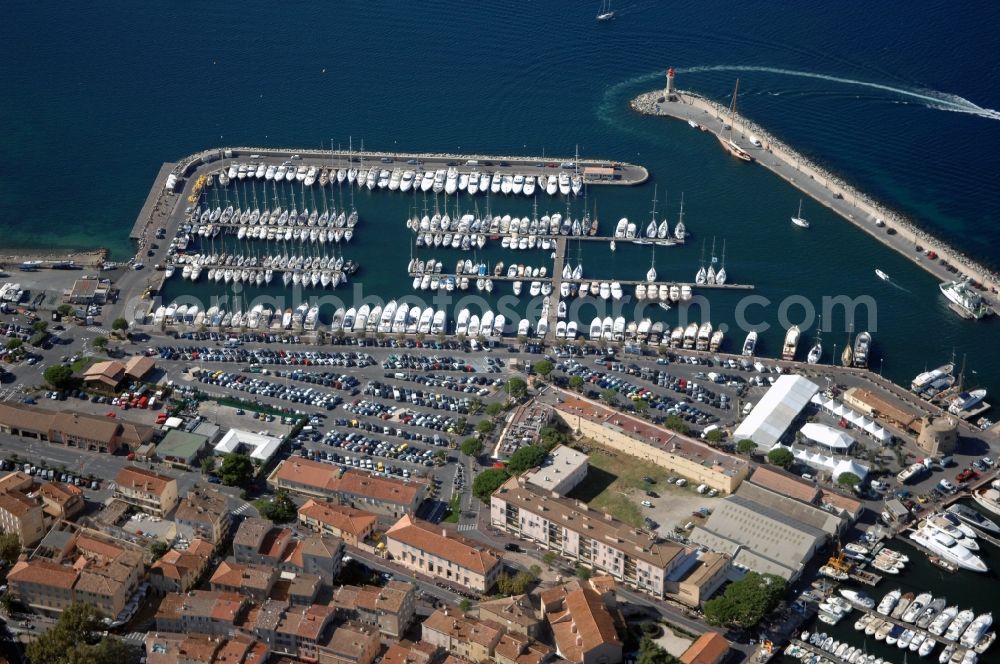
[491,476,729,606]
[552,395,749,494]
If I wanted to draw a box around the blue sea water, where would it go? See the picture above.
[2,1,999,396]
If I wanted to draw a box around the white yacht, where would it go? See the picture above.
[909,525,988,572]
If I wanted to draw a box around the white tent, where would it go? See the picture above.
[783,445,870,480]
[799,422,855,451]
[734,375,820,450]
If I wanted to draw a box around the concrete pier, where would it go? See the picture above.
[546,237,568,339]
[631,88,1000,308]
[130,162,177,241]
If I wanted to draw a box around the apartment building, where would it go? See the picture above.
[298,499,377,546]
[0,489,46,546]
[421,608,552,664]
[542,585,622,664]
[233,517,293,566]
[332,581,417,640]
[174,486,231,544]
[279,533,344,586]
[155,589,251,637]
[209,560,278,602]
[149,538,214,594]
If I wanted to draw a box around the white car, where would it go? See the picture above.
[641,500,653,508]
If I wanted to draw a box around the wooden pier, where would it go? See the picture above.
[788,639,851,664]
[406,270,753,290]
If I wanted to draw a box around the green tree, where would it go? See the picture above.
[575,564,591,580]
[632,398,649,413]
[766,447,795,469]
[257,490,297,523]
[636,637,680,664]
[0,532,21,564]
[476,419,495,435]
[837,472,861,488]
[453,417,468,435]
[533,360,554,378]
[705,429,725,444]
[472,468,510,503]
[219,452,255,487]
[506,445,547,475]
[150,540,169,560]
[736,439,757,455]
[200,457,215,475]
[505,377,528,401]
[485,402,504,417]
[31,320,48,333]
[496,569,537,596]
[460,438,484,457]
[57,304,72,316]
[26,603,130,664]
[92,335,108,350]
[568,375,585,391]
[703,572,788,628]
[5,338,23,351]
[542,551,557,567]
[663,414,689,435]
[111,317,129,331]
[601,388,619,406]
[43,364,76,390]
[459,598,472,613]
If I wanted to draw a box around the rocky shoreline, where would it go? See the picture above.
[631,90,1000,298]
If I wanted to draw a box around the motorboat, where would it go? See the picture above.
[839,589,875,610]
[782,325,800,360]
[947,504,1000,535]
[877,589,901,616]
[973,485,1000,517]
[909,525,988,572]
[929,605,959,636]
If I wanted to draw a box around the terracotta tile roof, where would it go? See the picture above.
[0,471,34,493]
[275,602,336,641]
[281,533,342,569]
[555,394,748,477]
[819,489,863,515]
[478,594,539,630]
[259,527,293,559]
[151,547,209,580]
[115,466,175,496]
[0,490,39,518]
[298,499,377,536]
[387,515,502,575]
[7,559,78,589]
[335,469,425,506]
[156,590,246,623]
[0,403,55,434]
[39,481,82,504]
[271,457,340,491]
[84,360,124,380]
[680,632,730,664]
[75,534,126,561]
[423,610,505,647]
[51,410,121,442]
[210,560,274,593]
[124,355,155,379]
[547,588,620,664]
[74,569,124,597]
[494,632,552,664]
[335,581,413,614]
[175,486,229,523]
[381,642,441,664]
[749,467,819,503]
[324,622,379,657]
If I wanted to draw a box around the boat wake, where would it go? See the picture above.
[677,65,1000,121]
[882,277,911,293]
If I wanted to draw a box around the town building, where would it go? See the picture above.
[421,608,553,664]
[209,560,278,602]
[843,387,921,434]
[385,515,504,593]
[524,444,588,496]
[174,485,232,544]
[268,458,428,520]
[332,581,417,640]
[37,481,85,520]
[66,276,111,305]
[154,589,251,636]
[214,428,283,465]
[232,517,293,566]
[680,633,730,664]
[381,642,442,664]
[280,533,344,586]
[6,559,79,614]
[491,477,725,605]
[114,466,178,516]
[149,538,214,594]
[477,594,543,639]
[82,356,156,394]
[916,415,959,457]
[0,403,156,453]
[0,489,46,546]
[143,632,268,664]
[542,584,622,664]
[156,429,210,467]
[551,395,748,493]
[298,499,377,546]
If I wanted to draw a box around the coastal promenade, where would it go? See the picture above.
[631,89,1000,307]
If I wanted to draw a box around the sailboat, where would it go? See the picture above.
[842,327,855,367]
[716,240,727,285]
[674,192,687,240]
[706,237,717,285]
[596,0,615,21]
[791,199,810,228]
[719,79,754,162]
[646,248,657,282]
[695,240,707,284]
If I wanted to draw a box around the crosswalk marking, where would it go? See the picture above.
[232,503,252,516]
[124,632,146,643]
[457,523,478,532]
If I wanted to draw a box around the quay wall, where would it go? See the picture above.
[631,89,1000,303]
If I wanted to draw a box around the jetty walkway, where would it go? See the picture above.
[631,89,1000,306]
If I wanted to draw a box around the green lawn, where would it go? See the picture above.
[70,356,95,373]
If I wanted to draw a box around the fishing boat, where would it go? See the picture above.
[791,199,810,228]
[939,277,992,320]
[596,0,614,21]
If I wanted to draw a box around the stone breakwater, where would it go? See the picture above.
[631,89,1000,300]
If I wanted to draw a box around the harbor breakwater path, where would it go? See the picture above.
[630,89,1000,305]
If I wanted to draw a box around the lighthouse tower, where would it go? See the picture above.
[665,67,676,95]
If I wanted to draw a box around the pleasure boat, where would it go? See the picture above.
[947,504,1000,535]
[876,269,890,281]
[536,319,548,338]
[589,318,602,340]
[929,605,959,636]
[517,319,531,337]
[909,525,988,572]
[840,589,875,610]
[782,325,800,360]
[940,277,992,320]
[807,338,822,364]
[972,484,1000,517]
[877,589,901,616]
[791,199,809,228]
[742,330,758,356]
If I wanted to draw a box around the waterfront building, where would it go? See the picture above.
[679,633,731,664]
